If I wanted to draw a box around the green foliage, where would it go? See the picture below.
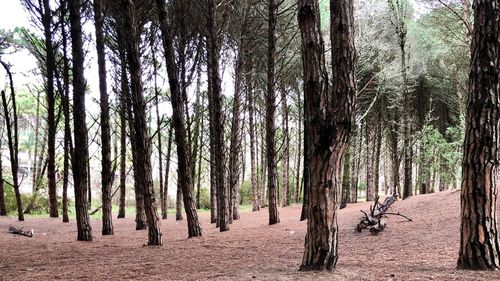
[198,188,211,209]
[239,180,252,205]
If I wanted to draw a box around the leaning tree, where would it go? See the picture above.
[456,0,500,270]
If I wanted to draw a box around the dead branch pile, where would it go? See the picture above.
[355,195,412,234]
[8,226,33,237]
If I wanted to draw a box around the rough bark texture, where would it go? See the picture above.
[207,0,229,231]
[266,0,280,226]
[156,0,202,237]
[117,68,127,219]
[247,54,259,212]
[122,0,162,246]
[69,0,91,240]
[42,0,58,218]
[94,0,113,235]
[457,0,500,270]
[176,183,183,221]
[298,0,356,271]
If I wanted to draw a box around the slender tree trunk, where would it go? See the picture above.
[41,0,58,218]
[298,0,356,270]
[69,0,91,240]
[117,77,127,219]
[228,43,244,221]
[294,91,302,204]
[266,0,280,225]
[196,118,203,210]
[0,134,5,216]
[247,55,259,212]
[351,124,362,203]
[365,123,374,201]
[373,122,382,196]
[207,0,229,231]
[340,146,351,209]
[61,2,71,222]
[163,125,173,219]
[457,0,500,269]
[122,0,162,246]
[94,0,113,235]
[156,0,202,237]
[0,61,22,221]
[176,182,183,220]
[280,87,290,207]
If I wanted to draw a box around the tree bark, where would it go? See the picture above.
[294,91,302,204]
[207,0,229,231]
[365,123,374,201]
[298,0,356,270]
[94,0,113,235]
[69,0,91,240]
[163,124,173,220]
[266,0,280,225]
[41,0,58,218]
[457,0,500,270]
[122,0,162,246]
[61,0,71,223]
[340,146,350,209]
[0,134,5,216]
[280,86,290,207]
[247,54,260,212]
[156,0,202,237]
[228,43,244,221]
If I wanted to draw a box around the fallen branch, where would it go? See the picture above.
[8,226,33,237]
[355,195,412,234]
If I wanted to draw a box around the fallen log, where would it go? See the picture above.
[8,226,33,237]
[355,195,411,234]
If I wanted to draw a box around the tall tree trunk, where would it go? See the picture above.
[68,0,91,240]
[294,91,302,204]
[228,43,244,221]
[196,118,203,210]
[156,0,202,237]
[457,0,500,269]
[266,0,280,225]
[94,0,113,235]
[373,122,382,196]
[389,109,400,197]
[365,123,374,201]
[247,55,259,212]
[0,134,5,216]
[61,0,71,223]
[298,0,356,270]
[122,0,162,246]
[117,73,127,219]
[207,0,229,231]
[280,87,290,207]
[41,0,58,218]
[351,124,362,203]
[152,31,165,222]
[0,62,22,221]
[163,124,173,219]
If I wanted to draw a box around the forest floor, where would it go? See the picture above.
[1,189,499,281]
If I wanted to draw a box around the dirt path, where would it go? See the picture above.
[1,190,499,280]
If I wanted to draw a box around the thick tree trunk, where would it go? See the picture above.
[457,0,500,270]
[94,0,113,235]
[41,0,58,218]
[298,0,356,270]
[266,0,280,225]
[207,0,229,231]
[122,0,162,246]
[69,0,91,240]
[156,0,202,237]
